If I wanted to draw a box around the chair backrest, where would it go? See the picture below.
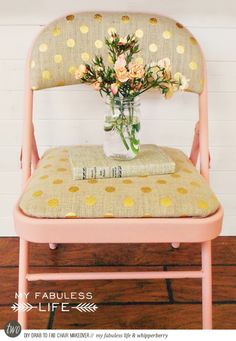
[22,11,209,187]
[29,12,204,93]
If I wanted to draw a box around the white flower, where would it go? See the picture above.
[157,57,171,70]
[149,61,158,67]
[174,72,189,90]
[118,37,127,45]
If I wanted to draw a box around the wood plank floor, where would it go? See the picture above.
[0,237,235,329]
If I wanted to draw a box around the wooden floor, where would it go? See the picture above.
[0,237,235,329]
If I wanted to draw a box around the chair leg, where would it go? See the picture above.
[49,243,57,250]
[171,242,180,249]
[18,238,29,329]
[201,240,212,329]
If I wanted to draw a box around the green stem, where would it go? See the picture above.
[117,127,130,150]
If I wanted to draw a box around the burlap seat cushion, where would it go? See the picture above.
[19,146,219,218]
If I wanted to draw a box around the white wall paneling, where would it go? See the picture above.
[0,0,235,236]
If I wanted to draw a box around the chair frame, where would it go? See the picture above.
[14,12,223,330]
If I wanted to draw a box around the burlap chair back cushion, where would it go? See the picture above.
[30,12,204,93]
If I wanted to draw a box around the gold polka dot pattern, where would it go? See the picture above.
[94,14,102,22]
[81,52,90,62]
[53,179,63,184]
[123,197,135,207]
[121,15,130,23]
[160,197,172,207]
[57,168,67,172]
[66,38,75,48]
[197,200,209,209]
[177,187,188,194]
[149,17,158,25]
[52,27,61,36]
[39,43,48,52]
[157,179,167,184]
[54,54,63,63]
[68,66,77,75]
[190,181,200,187]
[135,57,143,64]
[95,40,103,49]
[80,25,89,34]
[105,186,116,192]
[189,61,198,70]
[104,213,114,218]
[176,22,183,29]
[40,175,48,180]
[68,186,79,192]
[135,29,144,38]
[141,187,152,193]
[19,146,219,219]
[176,45,185,54]
[66,15,74,21]
[32,190,43,197]
[162,30,172,39]
[190,37,197,45]
[47,198,59,208]
[123,179,133,184]
[42,70,50,80]
[30,12,204,93]
[65,212,77,218]
[149,43,158,52]
[85,196,97,206]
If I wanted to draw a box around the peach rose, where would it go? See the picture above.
[79,64,88,73]
[75,64,88,79]
[163,69,172,80]
[93,81,101,91]
[129,62,145,79]
[114,54,126,69]
[111,83,119,95]
[115,67,129,82]
[114,54,128,82]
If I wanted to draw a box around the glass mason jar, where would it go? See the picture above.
[103,96,141,160]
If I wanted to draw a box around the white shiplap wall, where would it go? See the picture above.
[0,0,235,236]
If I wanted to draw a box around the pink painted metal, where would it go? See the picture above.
[49,243,58,250]
[26,270,203,281]
[199,73,210,182]
[171,242,180,249]
[18,238,29,329]
[202,240,213,329]
[14,11,224,330]
[14,204,223,244]
[21,56,33,186]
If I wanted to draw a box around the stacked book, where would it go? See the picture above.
[69,144,176,180]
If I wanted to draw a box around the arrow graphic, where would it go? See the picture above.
[11,303,36,312]
[72,302,98,312]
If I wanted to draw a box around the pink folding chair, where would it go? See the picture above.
[14,12,223,329]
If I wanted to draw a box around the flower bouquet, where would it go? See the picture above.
[75,33,189,160]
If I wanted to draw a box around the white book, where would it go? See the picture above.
[69,144,176,180]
